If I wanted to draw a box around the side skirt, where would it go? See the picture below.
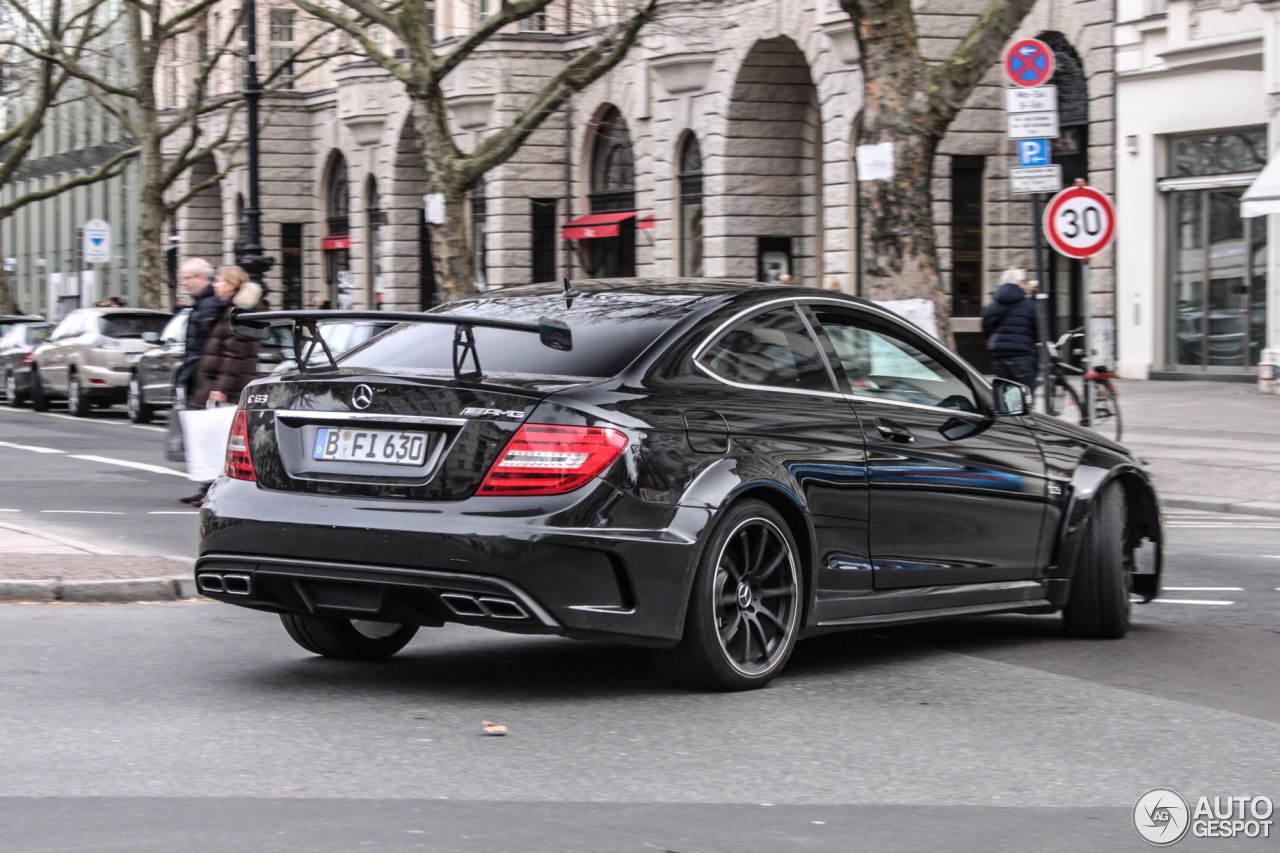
[805,579,1054,633]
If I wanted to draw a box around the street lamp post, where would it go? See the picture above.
[235,0,274,297]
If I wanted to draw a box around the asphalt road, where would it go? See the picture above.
[2,402,1279,851]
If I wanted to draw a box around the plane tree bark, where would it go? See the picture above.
[294,0,659,303]
[841,0,1038,348]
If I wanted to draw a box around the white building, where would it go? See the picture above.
[1115,0,1280,386]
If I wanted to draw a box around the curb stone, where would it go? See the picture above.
[0,576,198,603]
[1162,495,1280,520]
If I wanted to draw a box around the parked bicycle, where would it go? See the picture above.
[1043,328,1123,442]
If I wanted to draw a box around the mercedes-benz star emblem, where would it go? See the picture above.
[351,384,374,410]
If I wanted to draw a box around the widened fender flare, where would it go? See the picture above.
[1050,448,1163,604]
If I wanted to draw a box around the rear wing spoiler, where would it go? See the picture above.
[231,310,572,378]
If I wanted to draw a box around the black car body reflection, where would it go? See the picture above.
[198,280,1163,683]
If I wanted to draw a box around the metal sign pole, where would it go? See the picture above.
[1082,258,1093,427]
[1031,192,1048,400]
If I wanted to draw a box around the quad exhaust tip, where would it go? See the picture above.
[197,573,252,596]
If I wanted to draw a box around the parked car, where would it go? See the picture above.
[29,308,171,416]
[127,313,388,423]
[1,322,54,406]
[0,315,46,337]
[197,280,1164,691]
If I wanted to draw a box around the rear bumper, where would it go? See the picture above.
[198,477,711,645]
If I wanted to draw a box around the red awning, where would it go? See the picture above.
[321,236,351,250]
[562,211,639,240]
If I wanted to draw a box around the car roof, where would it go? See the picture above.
[75,307,169,315]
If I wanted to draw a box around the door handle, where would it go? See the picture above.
[876,417,915,443]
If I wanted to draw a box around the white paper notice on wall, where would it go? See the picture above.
[424,193,446,225]
[856,142,895,181]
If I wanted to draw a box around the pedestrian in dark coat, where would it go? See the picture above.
[191,266,263,408]
[981,268,1040,394]
[176,258,221,395]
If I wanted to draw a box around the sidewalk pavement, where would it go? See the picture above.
[1,379,1276,602]
[1115,379,1280,518]
[0,523,196,602]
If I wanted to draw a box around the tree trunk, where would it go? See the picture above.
[136,142,168,310]
[850,0,953,348]
[0,268,15,315]
[409,98,475,304]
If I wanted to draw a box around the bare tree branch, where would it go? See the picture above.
[433,0,555,80]
[0,145,139,220]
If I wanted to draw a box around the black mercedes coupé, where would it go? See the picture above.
[196,280,1163,690]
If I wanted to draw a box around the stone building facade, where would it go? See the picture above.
[4,0,1117,369]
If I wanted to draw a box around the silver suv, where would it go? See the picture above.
[30,308,171,416]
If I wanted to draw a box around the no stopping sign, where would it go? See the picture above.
[1044,184,1115,259]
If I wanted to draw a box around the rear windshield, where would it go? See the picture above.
[100,314,169,339]
[340,299,683,378]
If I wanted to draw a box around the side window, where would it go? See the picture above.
[51,314,81,340]
[160,312,187,344]
[816,312,978,412]
[697,306,834,393]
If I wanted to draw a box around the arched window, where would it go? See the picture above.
[590,107,635,213]
[365,176,383,309]
[327,154,349,237]
[678,134,703,277]
[585,107,636,277]
[470,176,488,291]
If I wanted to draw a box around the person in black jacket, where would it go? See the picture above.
[981,268,1040,395]
[176,258,221,396]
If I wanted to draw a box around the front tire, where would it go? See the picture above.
[67,370,91,417]
[30,368,48,411]
[1063,481,1131,639]
[280,613,418,661]
[652,499,802,690]
[127,375,153,423]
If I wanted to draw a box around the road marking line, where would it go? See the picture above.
[0,440,65,454]
[1155,599,1235,606]
[0,521,119,555]
[1164,586,1243,591]
[69,454,186,477]
[130,425,166,432]
[148,511,199,515]
[0,509,19,512]
[40,510,124,515]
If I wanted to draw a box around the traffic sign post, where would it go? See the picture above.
[1016,139,1051,167]
[82,219,111,265]
[1004,38,1055,88]
[1010,165,1062,194]
[1043,183,1116,427]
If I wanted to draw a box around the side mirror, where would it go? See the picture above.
[141,331,161,344]
[992,377,1030,416]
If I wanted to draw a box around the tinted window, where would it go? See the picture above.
[817,312,977,412]
[698,307,833,392]
[26,325,51,345]
[99,313,169,339]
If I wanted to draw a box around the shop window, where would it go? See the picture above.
[531,199,557,283]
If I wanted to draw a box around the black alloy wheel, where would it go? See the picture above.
[67,370,92,417]
[127,375,152,423]
[1063,481,1131,639]
[653,499,802,690]
[279,613,419,661]
[30,368,48,411]
[4,370,23,407]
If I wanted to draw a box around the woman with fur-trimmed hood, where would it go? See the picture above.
[191,265,263,409]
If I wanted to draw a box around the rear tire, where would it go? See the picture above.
[67,370,91,417]
[30,368,48,411]
[651,499,802,691]
[1063,481,1131,639]
[280,613,418,661]
[4,370,24,407]
[127,375,153,423]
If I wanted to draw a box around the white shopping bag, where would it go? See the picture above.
[179,405,238,482]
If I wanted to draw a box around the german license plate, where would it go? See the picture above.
[312,427,429,466]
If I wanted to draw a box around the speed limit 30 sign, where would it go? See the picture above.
[1043,184,1115,259]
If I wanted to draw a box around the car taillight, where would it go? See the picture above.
[21,351,35,366]
[225,409,256,481]
[477,424,627,496]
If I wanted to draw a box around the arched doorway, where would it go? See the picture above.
[724,37,821,284]
[678,133,703,277]
[323,153,351,309]
[584,106,636,278]
[1038,32,1090,345]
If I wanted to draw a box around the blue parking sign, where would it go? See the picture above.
[1017,139,1051,167]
